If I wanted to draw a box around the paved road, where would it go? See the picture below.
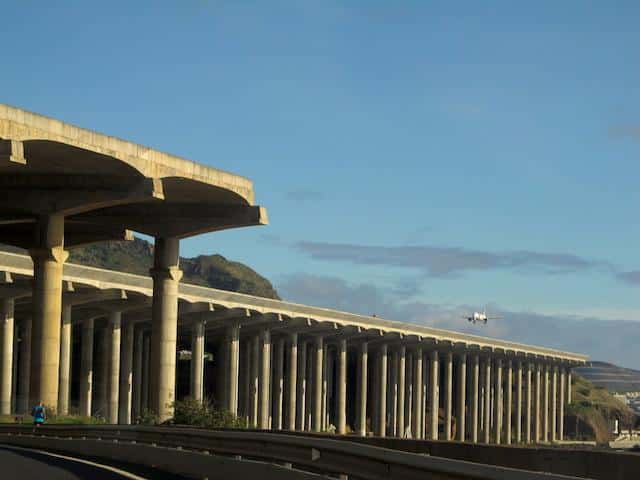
[0,446,188,480]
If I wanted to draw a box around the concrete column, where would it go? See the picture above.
[79,318,94,417]
[326,347,334,429]
[429,350,439,440]
[559,367,565,441]
[304,345,313,431]
[190,319,205,402]
[0,299,14,415]
[241,340,250,423]
[226,323,240,415]
[457,352,467,442]
[286,333,297,430]
[312,336,323,432]
[404,352,413,437]
[444,351,453,441]
[525,362,532,443]
[57,304,72,416]
[336,338,347,435]
[258,328,271,429]
[273,336,284,429]
[483,357,491,444]
[377,344,388,437]
[479,358,485,436]
[551,365,558,442]
[141,334,150,413]
[493,357,502,444]
[12,328,18,413]
[516,361,523,443]
[107,312,121,424]
[29,214,68,410]
[567,370,572,405]
[421,351,428,439]
[17,317,32,414]
[321,343,328,430]
[119,321,134,424]
[296,339,306,430]
[534,363,541,442]
[390,349,398,437]
[543,364,550,442]
[356,341,368,436]
[249,335,260,427]
[505,359,513,445]
[133,327,143,421]
[371,351,379,434]
[396,346,405,438]
[96,328,109,416]
[471,354,479,443]
[412,349,423,439]
[149,237,182,421]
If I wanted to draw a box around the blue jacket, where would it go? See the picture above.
[32,405,45,423]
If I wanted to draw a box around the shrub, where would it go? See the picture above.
[138,409,161,425]
[172,397,243,429]
[172,397,213,427]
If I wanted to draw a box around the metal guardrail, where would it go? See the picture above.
[0,425,583,479]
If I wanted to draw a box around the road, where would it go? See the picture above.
[0,445,188,480]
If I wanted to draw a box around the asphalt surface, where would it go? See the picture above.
[0,446,189,480]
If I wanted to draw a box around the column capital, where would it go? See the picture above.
[28,246,69,264]
[149,266,183,282]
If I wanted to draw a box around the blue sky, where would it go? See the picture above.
[2,2,640,366]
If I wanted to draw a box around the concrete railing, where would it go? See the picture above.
[0,425,584,480]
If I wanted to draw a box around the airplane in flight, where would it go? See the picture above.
[464,309,502,325]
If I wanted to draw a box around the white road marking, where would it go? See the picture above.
[0,444,149,480]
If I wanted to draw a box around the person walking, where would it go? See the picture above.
[31,401,46,426]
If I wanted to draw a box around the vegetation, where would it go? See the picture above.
[0,413,104,425]
[137,408,161,426]
[566,374,636,443]
[171,398,244,429]
[1,237,280,299]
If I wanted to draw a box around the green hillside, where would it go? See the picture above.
[566,374,636,443]
[1,238,280,300]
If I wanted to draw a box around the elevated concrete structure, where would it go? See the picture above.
[0,105,586,442]
[0,105,267,419]
[0,250,586,444]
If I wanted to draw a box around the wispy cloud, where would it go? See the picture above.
[277,272,640,369]
[609,124,640,140]
[284,189,324,202]
[294,241,606,277]
[617,270,640,285]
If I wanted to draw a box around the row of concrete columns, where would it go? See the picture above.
[0,294,575,443]
[171,323,575,443]
[0,278,575,447]
[0,216,181,423]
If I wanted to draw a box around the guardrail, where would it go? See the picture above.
[0,425,584,480]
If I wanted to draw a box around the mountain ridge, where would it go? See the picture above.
[0,238,280,300]
[575,361,640,393]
